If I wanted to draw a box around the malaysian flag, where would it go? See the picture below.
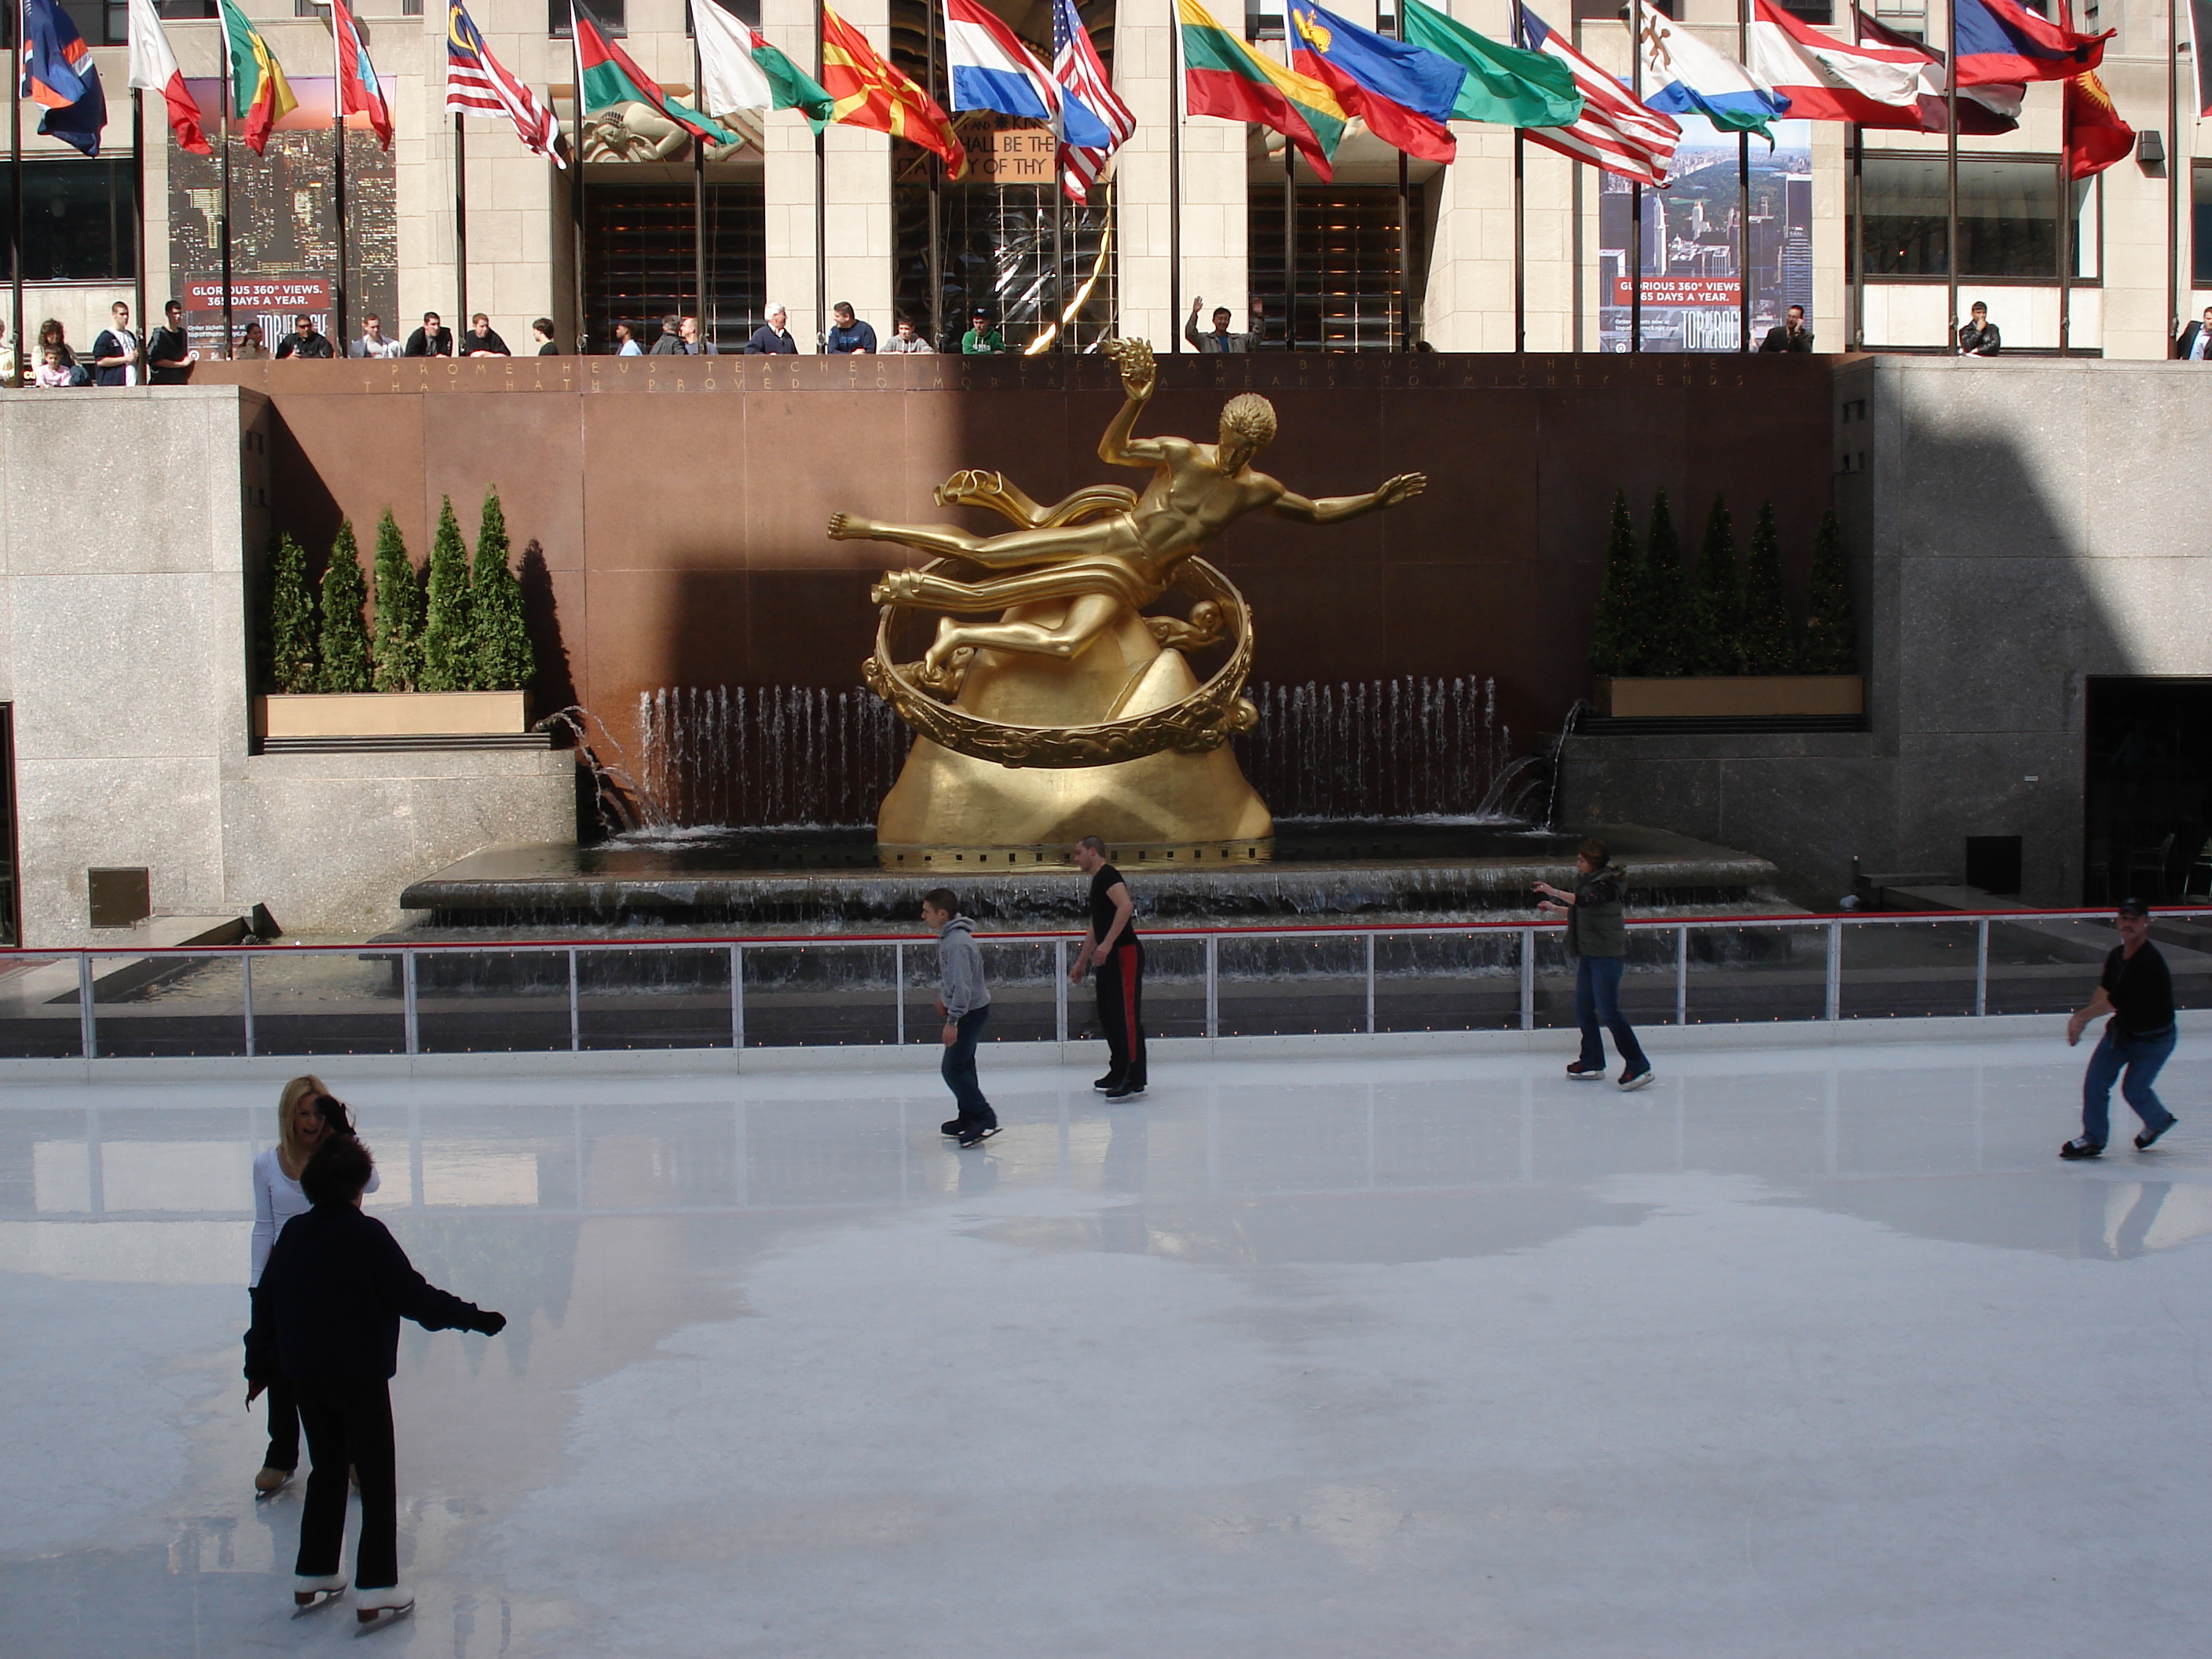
[1051,0,1133,204]
[1515,2,1679,187]
[447,0,566,166]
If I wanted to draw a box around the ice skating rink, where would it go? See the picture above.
[5,1034,2211,1657]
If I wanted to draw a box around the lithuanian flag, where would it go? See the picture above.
[1179,0,1346,180]
[573,2,743,147]
[218,0,295,155]
[821,3,966,177]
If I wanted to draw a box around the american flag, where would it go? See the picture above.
[446,0,566,166]
[1051,0,1133,205]
[1515,3,1679,188]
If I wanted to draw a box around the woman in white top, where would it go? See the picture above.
[249,1075,379,1495]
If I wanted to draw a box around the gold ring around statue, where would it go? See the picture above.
[862,557,1261,770]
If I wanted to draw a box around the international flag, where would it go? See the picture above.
[1399,0,1581,131]
[691,0,834,134]
[821,2,967,177]
[218,0,293,154]
[1051,0,1132,203]
[126,0,209,155]
[330,0,392,149]
[1516,3,1680,187]
[573,1,742,147]
[946,0,1111,147]
[447,1,564,163]
[1745,0,1921,128]
[21,0,106,156]
[2064,68,2132,178]
[1639,9,1789,139]
[1178,0,1346,181]
[1954,0,2108,86]
[1853,10,2020,135]
[1289,2,1463,164]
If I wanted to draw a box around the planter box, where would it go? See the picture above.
[255,690,530,739]
[1593,676,1863,719]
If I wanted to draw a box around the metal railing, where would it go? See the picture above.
[1,906,2203,1061]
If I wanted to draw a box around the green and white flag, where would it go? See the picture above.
[693,0,835,134]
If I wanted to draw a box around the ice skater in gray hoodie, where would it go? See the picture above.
[924,888,999,1146]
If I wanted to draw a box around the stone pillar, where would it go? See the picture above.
[1114,0,1248,353]
[762,0,893,349]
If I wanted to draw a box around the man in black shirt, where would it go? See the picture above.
[146,298,192,383]
[273,313,335,360]
[2062,896,2180,1158]
[403,312,453,357]
[1069,834,1144,1098]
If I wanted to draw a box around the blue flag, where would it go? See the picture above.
[1289,2,1465,163]
[21,0,107,156]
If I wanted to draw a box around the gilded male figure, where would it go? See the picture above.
[827,338,1426,687]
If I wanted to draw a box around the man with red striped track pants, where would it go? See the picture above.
[1070,835,1146,1101]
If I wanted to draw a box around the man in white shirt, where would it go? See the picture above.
[350,313,404,359]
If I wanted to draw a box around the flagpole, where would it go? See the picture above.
[2167,0,2185,353]
[218,16,234,356]
[10,0,22,379]
[1628,0,1643,353]
[1735,0,1749,353]
[454,112,468,338]
[1849,122,1863,348]
[1513,132,1525,352]
[1168,0,1181,353]
[333,18,349,351]
[2056,0,2071,356]
[1396,151,1409,350]
[925,0,940,342]
[131,89,146,352]
[692,27,706,335]
[1943,0,1957,353]
[813,2,826,350]
[1282,141,1293,350]
[1571,156,1582,352]
[569,5,587,351]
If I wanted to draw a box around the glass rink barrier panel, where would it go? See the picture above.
[1683,923,1829,1024]
[247,947,408,1056]
[1530,925,1676,1031]
[1373,928,1524,1033]
[1215,932,1372,1037]
[889,936,1061,1046]
[414,950,573,1055]
[739,943,897,1049]
[1112,934,1207,1041]
[1983,915,2129,1017]
[577,947,734,1052]
[0,954,101,1057]
[1840,919,1980,1020]
[82,954,247,1060]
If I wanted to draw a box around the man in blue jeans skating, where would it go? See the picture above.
[2062,895,2180,1159]
[1536,837,1653,1091]
[925,889,999,1147]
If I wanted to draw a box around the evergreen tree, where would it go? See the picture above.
[266,533,318,694]
[1803,507,1857,673]
[469,487,536,691]
[316,520,373,693]
[370,509,423,693]
[1639,489,1691,676]
[1740,500,1796,674]
[418,495,474,692]
[1588,488,1642,677]
[1690,493,1743,676]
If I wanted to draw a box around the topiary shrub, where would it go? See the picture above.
[1588,488,1641,677]
[1740,500,1796,674]
[1802,507,1856,673]
[1690,493,1743,676]
[1639,489,1691,676]
[370,509,423,693]
[266,532,318,694]
[418,496,474,693]
[317,520,372,694]
[468,487,536,692]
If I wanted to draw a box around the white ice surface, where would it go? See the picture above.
[3,1038,2210,1656]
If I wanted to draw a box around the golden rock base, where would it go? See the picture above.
[876,601,1274,859]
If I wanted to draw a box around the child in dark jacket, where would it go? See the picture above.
[244,1133,505,1629]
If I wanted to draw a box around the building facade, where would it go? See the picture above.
[10,0,2210,361]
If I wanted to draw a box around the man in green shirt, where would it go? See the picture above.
[961,307,1005,354]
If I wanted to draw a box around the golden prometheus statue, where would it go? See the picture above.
[833,337,1426,864]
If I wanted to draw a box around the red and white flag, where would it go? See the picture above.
[1516,5,1679,188]
[126,0,210,155]
[1746,0,1923,127]
[1051,0,1133,204]
[330,0,393,149]
[446,0,566,165]
[1853,9,2023,134]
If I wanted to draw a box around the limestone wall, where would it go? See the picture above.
[0,386,572,947]
[1561,356,2212,906]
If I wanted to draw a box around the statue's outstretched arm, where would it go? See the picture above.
[1271,473,1428,526]
[1097,336,1166,470]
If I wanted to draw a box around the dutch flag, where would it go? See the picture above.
[945,0,1111,148]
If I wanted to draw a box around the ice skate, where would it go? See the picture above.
[353,1585,414,1633]
[254,1465,294,1498]
[291,1573,346,1615]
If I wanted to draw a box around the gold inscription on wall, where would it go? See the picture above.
[962,125,1055,182]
